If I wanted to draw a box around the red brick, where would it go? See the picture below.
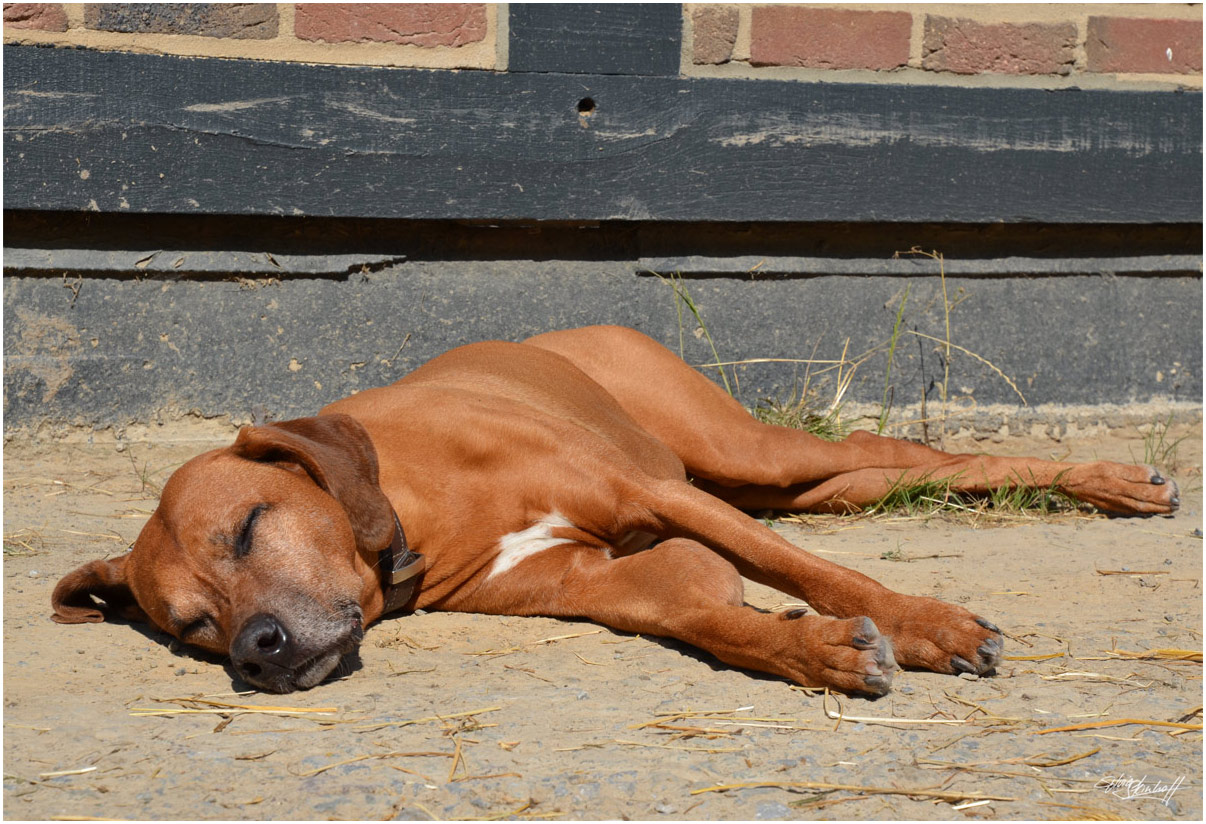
[4,3,68,31]
[84,4,277,39]
[1086,17,1202,74]
[295,3,487,47]
[750,7,911,71]
[691,4,738,65]
[923,16,1076,75]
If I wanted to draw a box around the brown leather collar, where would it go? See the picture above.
[379,510,424,616]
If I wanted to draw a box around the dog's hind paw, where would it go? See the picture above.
[1063,462,1180,516]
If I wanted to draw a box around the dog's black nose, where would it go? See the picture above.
[231,614,293,683]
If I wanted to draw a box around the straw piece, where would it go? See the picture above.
[825,692,964,726]
[130,708,330,718]
[1024,748,1100,768]
[467,630,603,657]
[38,767,97,778]
[691,780,1014,803]
[296,751,451,778]
[352,706,501,732]
[451,772,523,783]
[154,697,337,712]
[1106,647,1201,662]
[1095,569,1168,576]
[613,739,742,754]
[1034,718,1203,735]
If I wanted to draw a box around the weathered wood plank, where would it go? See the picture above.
[3,46,1200,222]
[508,3,683,76]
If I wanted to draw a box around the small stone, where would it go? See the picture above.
[756,801,792,820]
[27,570,40,578]
[958,672,980,681]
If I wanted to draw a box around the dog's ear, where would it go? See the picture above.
[51,554,147,624]
[231,413,394,554]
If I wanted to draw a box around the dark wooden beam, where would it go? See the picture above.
[508,3,682,76]
[3,46,1200,223]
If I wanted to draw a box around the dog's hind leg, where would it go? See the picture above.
[526,326,1178,515]
[525,326,995,486]
[695,450,1180,516]
[465,537,898,695]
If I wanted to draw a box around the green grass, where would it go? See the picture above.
[880,543,906,562]
[654,271,734,396]
[862,469,1079,519]
[751,390,848,442]
[649,261,1031,462]
[876,285,910,436]
[1141,413,1186,471]
[983,471,1079,517]
[864,472,959,517]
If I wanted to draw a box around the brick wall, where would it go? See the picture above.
[2,3,498,69]
[689,3,1201,87]
[3,3,1201,84]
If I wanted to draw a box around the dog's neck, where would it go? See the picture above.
[379,511,424,615]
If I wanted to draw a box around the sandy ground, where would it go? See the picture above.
[3,423,1202,821]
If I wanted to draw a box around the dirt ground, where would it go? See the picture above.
[3,423,1202,821]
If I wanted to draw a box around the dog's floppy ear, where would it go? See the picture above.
[52,554,147,624]
[231,413,394,554]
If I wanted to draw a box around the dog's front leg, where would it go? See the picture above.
[643,479,1005,679]
[463,538,898,696]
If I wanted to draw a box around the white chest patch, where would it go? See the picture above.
[489,512,578,579]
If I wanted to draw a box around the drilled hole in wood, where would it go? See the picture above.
[577,97,596,116]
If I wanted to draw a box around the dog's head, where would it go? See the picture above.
[51,414,401,693]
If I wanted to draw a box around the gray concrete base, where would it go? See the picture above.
[4,260,1201,432]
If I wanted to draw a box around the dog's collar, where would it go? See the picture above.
[379,510,424,616]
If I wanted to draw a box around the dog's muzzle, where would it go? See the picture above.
[231,511,423,692]
[231,609,363,692]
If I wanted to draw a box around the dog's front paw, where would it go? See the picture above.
[783,613,899,696]
[874,594,1003,676]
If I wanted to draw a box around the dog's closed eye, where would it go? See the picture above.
[236,504,269,559]
[180,614,213,639]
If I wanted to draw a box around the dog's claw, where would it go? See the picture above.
[862,673,893,695]
[951,655,978,674]
[1151,472,1165,485]
[974,617,1000,633]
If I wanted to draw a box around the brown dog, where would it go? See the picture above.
[52,326,1178,693]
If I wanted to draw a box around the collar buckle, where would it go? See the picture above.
[379,511,424,615]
